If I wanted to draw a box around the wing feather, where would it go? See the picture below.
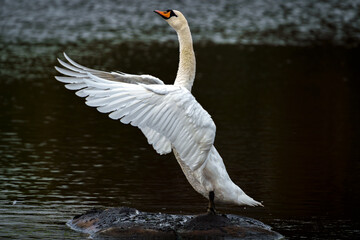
[55,76,81,84]
[55,66,86,77]
[62,52,165,85]
[57,58,86,73]
[55,53,216,170]
[63,52,95,71]
[65,83,87,90]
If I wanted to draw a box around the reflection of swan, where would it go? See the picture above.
[55,9,262,213]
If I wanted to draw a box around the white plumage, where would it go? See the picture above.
[55,10,262,209]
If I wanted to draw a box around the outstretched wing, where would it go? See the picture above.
[55,53,216,171]
[56,52,165,86]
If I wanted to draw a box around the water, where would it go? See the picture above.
[1,0,359,46]
[1,0,360,239]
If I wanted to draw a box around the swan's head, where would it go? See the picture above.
[154,10,188,31]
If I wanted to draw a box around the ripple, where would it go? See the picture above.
[0,0,359,46]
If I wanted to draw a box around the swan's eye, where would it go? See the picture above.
[169,10,178,18]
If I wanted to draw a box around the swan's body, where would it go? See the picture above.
[55,10,262,209]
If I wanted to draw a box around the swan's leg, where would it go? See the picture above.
[207,191,216,214]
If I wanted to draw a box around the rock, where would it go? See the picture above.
[67,207,283,239]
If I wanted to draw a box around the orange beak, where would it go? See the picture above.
[154,10,171,19]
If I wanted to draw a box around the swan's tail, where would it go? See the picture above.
[240,194,264,207]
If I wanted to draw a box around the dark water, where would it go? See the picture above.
[1,0,360,239]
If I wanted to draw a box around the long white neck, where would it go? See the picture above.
[174,25,196,92]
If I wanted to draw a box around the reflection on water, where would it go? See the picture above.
[0,42,359,239]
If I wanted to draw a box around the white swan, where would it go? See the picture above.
[55,10,262,212]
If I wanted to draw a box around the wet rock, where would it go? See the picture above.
[67,207,284,239]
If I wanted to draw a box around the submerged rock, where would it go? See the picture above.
[67,207,283,239]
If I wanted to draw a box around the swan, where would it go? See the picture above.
[55,9,262,213]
